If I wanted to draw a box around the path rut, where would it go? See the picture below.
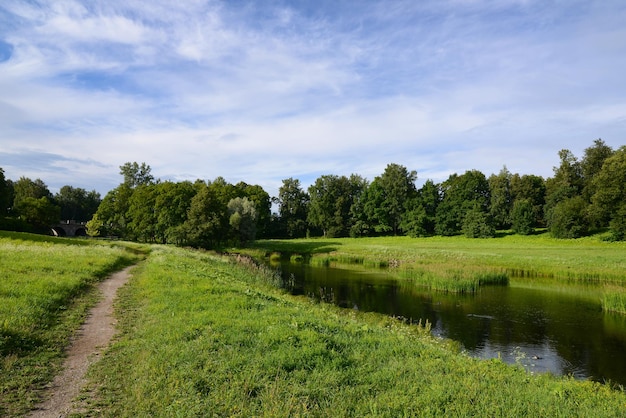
[28,265,134,418]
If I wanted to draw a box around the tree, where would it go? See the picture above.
[547,196,589,238]
[589,146,626,239]
[400,180,440,237]
[15,196,60,231]
[307,174,365,237]
[126,184,158,242]
[545,149,588,237]
[363,163,417,235]
[581,139,614,199]
[436,170,491,236]
[0,168,10,216]
[154,181,197,244]
[510,174,546,228]
[510,199,535,235]
[488,166,512,229]
[228,197,258,245]
[86,213,104,237]
[119,162,155,188]
[12,177,52,209]
[55,185,101,222]
[462,202,496,238]
[184,183,226,249]
[275,178,309,238]
[93,184,133,237]
[235,182,272,239]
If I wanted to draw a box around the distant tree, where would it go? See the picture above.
[275,178,309,238]
[0,168,10,216]
[400,180,440,237]
[547,196,589,238]
[545,149,588,237]
[510,174,546,227]
[581,139,614,197]
[12,177,53,209]
[15,196,60,231]
[488,166,513,229]
[235,182,272,239]
[93,184,133,237]
[510,199,535,235]
[126,184,158,242]
[436,170,490,236]
[119,162,155,188]
[462,202,496,238]
[363,163,417,235]
[154,181,197,244]
[589,146,626,239]
[308,174,365,237]
[55,185,101,222]
[184,183,226,249]
[86,213,104,237]
[228,197,258,245]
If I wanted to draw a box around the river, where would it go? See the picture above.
[275,261,626,386]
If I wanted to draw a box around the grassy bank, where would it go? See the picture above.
[0,231,144,417]
[77,245,626,416]
[245,233,626,294]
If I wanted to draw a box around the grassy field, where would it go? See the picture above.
[73,244,626,417]
[0,231,144,417]
[244,233,626,309]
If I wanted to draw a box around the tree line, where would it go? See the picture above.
[1,140,624,246]
[0,171,101,234]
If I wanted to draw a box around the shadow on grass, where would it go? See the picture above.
[250,239,341,255]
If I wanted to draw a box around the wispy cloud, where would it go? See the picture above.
[0,0,624,197]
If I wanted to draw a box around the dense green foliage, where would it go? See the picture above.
[74,245,626,416]
[1,139,624,245]
[0,173,101,233]
[0,232,142,416]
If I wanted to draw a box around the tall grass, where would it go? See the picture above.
[0,232,143,417]
[247,233,626,295]
[77,245,626,416]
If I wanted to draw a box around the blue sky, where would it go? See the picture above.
[1,0,625,199]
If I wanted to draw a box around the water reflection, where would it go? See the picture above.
[276,261,626,386]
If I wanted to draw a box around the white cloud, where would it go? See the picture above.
[0,0,624,199]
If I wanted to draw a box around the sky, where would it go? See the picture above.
[1,0,625,199]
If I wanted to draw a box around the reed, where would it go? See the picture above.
[602,291,626,315]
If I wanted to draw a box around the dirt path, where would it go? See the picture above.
[28,265,134,418]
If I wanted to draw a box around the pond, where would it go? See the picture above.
[274,261,626,386]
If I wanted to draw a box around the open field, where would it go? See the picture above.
[0,232,144,416]
[3,232,626,416]
[245,233,626,308]
[77,244,626,416]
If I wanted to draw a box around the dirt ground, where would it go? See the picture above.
[27,266,133,417]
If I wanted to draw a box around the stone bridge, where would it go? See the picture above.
[52,220,88,237]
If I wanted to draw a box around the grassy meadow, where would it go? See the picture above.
[3,232,626,416]
[245,233,626,310]
[77,244,626,416]
[0,231,144,416]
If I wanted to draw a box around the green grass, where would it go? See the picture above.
[76,245,626,417]
[245,233,626,295]
[0,231,144,417]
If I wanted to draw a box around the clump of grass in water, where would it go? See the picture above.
[602,291,626,315]
[398,267,509,293]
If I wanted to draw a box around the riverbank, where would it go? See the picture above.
[244,233,626,311]
[3,232,626,416]
[78,245,626,416]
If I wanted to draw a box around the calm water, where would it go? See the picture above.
[275,261,626,386]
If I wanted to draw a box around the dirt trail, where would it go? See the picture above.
[28,265,134,418]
